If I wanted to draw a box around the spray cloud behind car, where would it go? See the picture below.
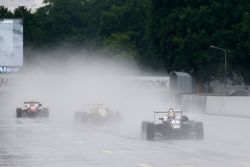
[7,47,174,135]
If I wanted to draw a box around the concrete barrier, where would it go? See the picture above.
[206,96,250,117]
[181,94,250,117]
[181,94,206,113]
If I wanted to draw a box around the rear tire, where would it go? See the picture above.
[141,121,148,137]
[80,112,88,123]
[181,116,189,122]
[74,111,81,122]
[114,112,121,121]
[16,108,22,118]
[195,122,204,140]
[146,123,155,141]
[43,108,49,117]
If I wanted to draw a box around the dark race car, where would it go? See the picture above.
[16,101,49,118]
[141,108,204,141]
[74,104,121,124]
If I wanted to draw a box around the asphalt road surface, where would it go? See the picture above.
[0,97,250,167]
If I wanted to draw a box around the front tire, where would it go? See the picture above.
[74,111,81,122]
[42,108,49,117]
[195,122,204,140]
[146,123,155,141]
[141,121,148,137]
[114,112,121,121]
[16,108,22,118]
[80,112,88,123]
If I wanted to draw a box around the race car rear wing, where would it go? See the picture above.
[24,101,41,104]
[153,109,182,122]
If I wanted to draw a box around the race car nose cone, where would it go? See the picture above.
[30,106,37,112]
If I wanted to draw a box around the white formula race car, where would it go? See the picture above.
[141,108,204,140]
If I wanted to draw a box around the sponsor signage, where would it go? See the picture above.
[0,66,20,73]
[127,76,170,91]
[0,0,34,6]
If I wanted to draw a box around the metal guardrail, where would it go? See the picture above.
[216,86,250,95]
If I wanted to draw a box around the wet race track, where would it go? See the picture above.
[1,95,250,167]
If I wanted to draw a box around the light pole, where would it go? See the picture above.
[210,45,227,87]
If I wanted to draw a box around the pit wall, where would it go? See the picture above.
[181,95,250,117]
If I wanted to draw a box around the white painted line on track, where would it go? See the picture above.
[240,162,250,166]
[0,125,13,127]
[0,124,39,127]
[76,140,85,144]
[102,150,112,154]
[155,165,194,167]
[185,148,195,153]
[57,133,66,136]
[138,163,152,167]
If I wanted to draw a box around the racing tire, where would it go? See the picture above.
[114,112,121,121]
[16,108,22,118]
[42,108,49,117]
[181,116,189,122]
[74,111,82,122]
[194,122,204,140]
[146,123,155,141]
[141,121,148,137]
[80,112,88,123]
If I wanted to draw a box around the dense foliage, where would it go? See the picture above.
[1,0,250,87]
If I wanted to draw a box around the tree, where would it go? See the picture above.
[146,0,250,87]
[0,6,13,18]
[13,7,33,46]
[99,0,150,58]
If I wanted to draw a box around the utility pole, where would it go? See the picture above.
[210,45,227,88]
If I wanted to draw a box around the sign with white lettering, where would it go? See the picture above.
[0,66,20,73]
[0,0,34,6]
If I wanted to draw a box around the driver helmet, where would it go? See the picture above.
[168,111,176,119]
